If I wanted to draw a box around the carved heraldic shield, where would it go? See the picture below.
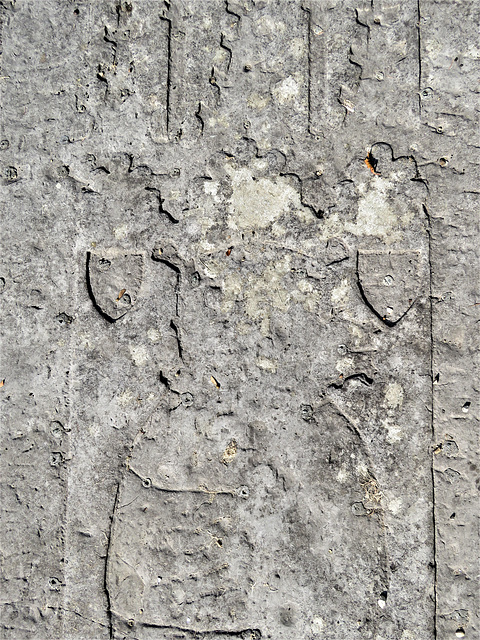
[357,250,420,325]
[87,250,144,321]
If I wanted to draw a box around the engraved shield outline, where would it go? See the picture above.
[86,249,145,322]
[357,249,421,326]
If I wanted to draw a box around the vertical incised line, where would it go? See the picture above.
[105,482,120,640]
[417,0,423,116]
[306,5,312,133]
[424,202,437,639]
[160,13,172,134]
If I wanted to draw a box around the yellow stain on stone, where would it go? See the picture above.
[247,93,270,110]
[222,440,237,466]
[210,375,221,389]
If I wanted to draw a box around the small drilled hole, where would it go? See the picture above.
[97,258,111,271]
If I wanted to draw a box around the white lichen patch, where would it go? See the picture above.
[300,289,321,313]
[256,356,278,373]
[348,177,398,239]
[212,47,228,66]
[336,465,349,484]
[207,114,232,131]
[350,325,365,341]
[147,328,162,343]
[113,224,128,240]
[335,356,355,374]
[297,279,314,294]
[129,344,149,367]
[243,255,292,330]
[385,422,404,444]
[290,277,321,312]
[314,212,350,241]
[289,37,306,59]
[315,175,416,243]
[117,389,134,406]
[221,272,244,313]
[311,616,325,634]
[226,166,304,229]
[331,278,350,304]
[386,495,403,515]
[356,462,370,480]
[272,76,299,104]
[271,221,287,237]
[198,252,222,278]
[221,251,324,334]
[384,382,404,408]
[235,321,253,335]
[203,180,220,201]
[254,15,286,38]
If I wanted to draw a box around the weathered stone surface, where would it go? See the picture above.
[0,1,478,639]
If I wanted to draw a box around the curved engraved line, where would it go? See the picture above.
[86,252,128,324]
[316,399,364,441]
[318,398,391,608]
[128,465,237,497]
[369,141,425,185]
[145,187,180,224]
[356,251,416,327]
[110,608,262,637]
[105,483,120,640]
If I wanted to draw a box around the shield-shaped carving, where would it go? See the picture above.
[87,250,144,321]
[357,250,420,325]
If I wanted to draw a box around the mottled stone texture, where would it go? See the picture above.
[0,1,478,639]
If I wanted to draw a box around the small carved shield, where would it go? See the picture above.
[357,250,420,325]
[87,250,144,321]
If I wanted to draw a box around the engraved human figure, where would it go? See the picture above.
[106,243,390,640]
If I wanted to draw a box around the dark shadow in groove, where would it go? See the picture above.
[105,483,120,639]
[86,252,116,324]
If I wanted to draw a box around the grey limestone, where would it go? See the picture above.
[0,1,478,639]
